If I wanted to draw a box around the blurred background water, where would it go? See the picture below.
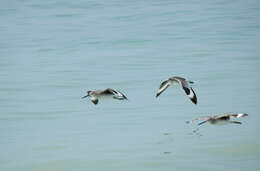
[1,0,260,170]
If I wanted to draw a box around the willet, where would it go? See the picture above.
[156,76,197,104]
[186,113,248,126]
[82,88,128,105]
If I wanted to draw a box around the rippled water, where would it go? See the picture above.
[1,0,260,170]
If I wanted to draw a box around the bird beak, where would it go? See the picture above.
[81,95,89,99]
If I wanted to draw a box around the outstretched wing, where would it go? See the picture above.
[228,113,248,118]
[156,80,170,97]
[229,121,242,124]
[186,116,211,124]
[89,96,98,105]
[102,88,117,95]
[179,79,197,104]
[182,87,197,104]
[104,88,128,100]
[117,91,128,100]
[214,113,248,120]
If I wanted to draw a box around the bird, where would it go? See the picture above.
[186,113,248,126]
[81,88,128,105]
[156,76,197,104]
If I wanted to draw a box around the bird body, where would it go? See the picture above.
[186,113,248,126]
[82,88,128,105]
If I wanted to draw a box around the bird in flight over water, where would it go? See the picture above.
[156,76,197,104]
[186,113,248,126]
[82,88,128,105]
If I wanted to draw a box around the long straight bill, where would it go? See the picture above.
[81,95,89,99]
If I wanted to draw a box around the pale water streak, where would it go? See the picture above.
[1,0,260,170]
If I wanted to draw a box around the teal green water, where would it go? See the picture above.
[1,0,260,170]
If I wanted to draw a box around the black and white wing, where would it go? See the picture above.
[213,113,248,120]
[103,88,128,100]
[102,88,117,95]
[179,80,197,104]
[228,113,248,118]
[156,80,170,98]
[117,90,128,100]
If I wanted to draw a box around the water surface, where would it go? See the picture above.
[1,0,260,170]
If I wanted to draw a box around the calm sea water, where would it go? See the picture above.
[1,0,260,170]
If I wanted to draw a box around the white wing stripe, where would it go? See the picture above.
[158,82,169,94]
[237,113,244,118]
[187,88,194,98]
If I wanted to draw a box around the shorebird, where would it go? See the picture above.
[156,76,197,104]
[81,88,128,105]
[186,113,248,126]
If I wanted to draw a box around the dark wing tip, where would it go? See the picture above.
[241,113,249,117]
[123,94,128,100]
[191,96,197,104]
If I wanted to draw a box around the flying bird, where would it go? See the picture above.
[82,88,128,105]
[186,113,248,126]
[156,76,197,104]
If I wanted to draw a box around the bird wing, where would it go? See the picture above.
[117,91,128,100]
[178,79,197,104]
[229,121,242,124]
[228,113,248,118]
[186,116,211,124]
[156,80,170,97]
[89,96,98,105]
[104,88,128,100]
[102,88,117,95]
